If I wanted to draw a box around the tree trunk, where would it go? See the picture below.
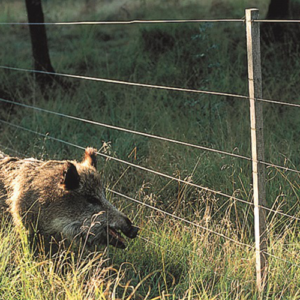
[25,0,55,86]
[266,0,290,19]
[261,0,290,43]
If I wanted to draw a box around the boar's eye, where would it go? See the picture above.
[87,197,99,205]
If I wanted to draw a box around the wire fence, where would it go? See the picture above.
[2,65,300,109]
[1,118,300,223]
[2,126,299,270]
[0,8,300,291]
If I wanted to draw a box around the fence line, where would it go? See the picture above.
[131,229,201,259]
[0,19,244,26]
[1,18,300,26]
[1,11,300,291]
[0,97,252,162]
[0,119,253,207]
[2,65,300,110]
[2,97,300,176]
[0,65,250,100]
[141,228,300,269]
[108,189,254,249]
[0,143,257,264]
[1,119,300,222]
[256,97,300,109]
[1,124,298,268]
[110,188,300,268]
[261,250,300,268]
[255,19,300,23]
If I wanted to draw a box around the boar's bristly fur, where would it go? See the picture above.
[0,148,138,254]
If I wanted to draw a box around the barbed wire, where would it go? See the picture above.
[1,119,300,222]
[2,97,300,176]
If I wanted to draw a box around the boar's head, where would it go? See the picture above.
[36,147,138,251]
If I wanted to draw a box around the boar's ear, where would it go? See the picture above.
[82,147,97,169]
[60,162,80,190]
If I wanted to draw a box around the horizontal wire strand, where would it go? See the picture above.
[262,250,300,268]
[0,143,25,157]
[0,119,252,206]
[0,97,251,162]
[1,119,300,221]
[254,19,300,23]
[0,146,259,265]
[2,65,300,110]
[1,19,299,26]
[256,97,300,109]
[111,188,300,268]
[0,19,244,26]
[107,188,254,249]
[0,65,249,100]
[2,97,300,176]
[1,19,299,25]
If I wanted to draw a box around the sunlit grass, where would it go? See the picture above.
[0,206,299,299]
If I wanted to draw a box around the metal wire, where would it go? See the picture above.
[2,65,300,110]
[0,143,25,157]
[1,119,300,222]
[108,188,254,249]
[256,97,300,109]
[254,19,300,23]
[0,97,252,162]
[1,121,299,267]
[0,13,299,273]
[262,250,300,268]
[2,97,300,176]
[111,188,300,268]
[0,19,244,26]
[1,18,299,26]
[0,119,253,205]
[0,65,249,100]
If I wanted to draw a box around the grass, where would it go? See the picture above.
[0,0,300,298]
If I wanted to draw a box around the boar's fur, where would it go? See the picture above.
[0,148,138,253]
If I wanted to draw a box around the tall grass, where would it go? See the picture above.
[0,0,300,298]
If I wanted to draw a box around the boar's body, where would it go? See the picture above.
[0,148,138,253]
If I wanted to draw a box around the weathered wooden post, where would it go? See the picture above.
[245,8,268,292]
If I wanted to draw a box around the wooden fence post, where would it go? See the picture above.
[245,8,268,292]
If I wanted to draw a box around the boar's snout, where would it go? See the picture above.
[107,216,139,249]
[123,225,139,239]
[121,216,139,239]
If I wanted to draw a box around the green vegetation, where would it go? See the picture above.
[0,0,300,298]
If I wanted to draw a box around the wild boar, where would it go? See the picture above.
[0,147,138,253]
